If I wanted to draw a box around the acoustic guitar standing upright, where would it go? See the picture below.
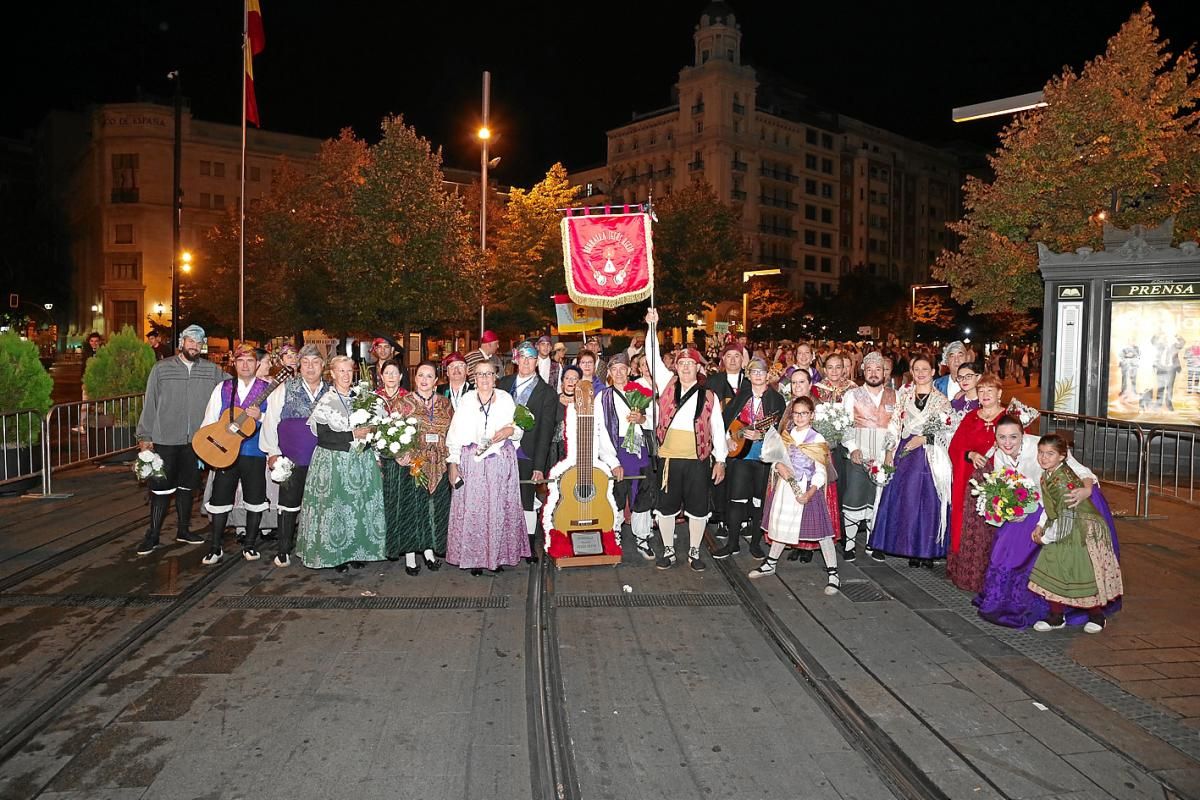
[549,381,616,541]
[192,366,294,469]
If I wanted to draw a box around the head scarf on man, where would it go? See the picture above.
[512,340,537,361]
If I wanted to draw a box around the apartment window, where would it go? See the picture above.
[820,208,833,224]
[213,162,226,178]
[701,50,709,63]
[880,168,889,179]
[200,160,211,176]
[841,234,850,248]
[112,300,139,332]
[110,256,139,281]
[820,257,832,273]
[649,133,657,145]
[805,154,817,170]
[820,232,832,248]
[822,133,834,149]
[199,192,211,208]
[821,183,833,199]
[806,129,818,145]
[695,121,703,134]
[821,158,834,174]
[805,281,817,295]
[841,210,851,225]
[214,194,226,208]
[805,179,817,195]
[249,165,261,182]
[617,140,624,153]
[632,138,639,151]
[111,153,139,203]
[805,255,817,271]
[804,229,816,245]
[821,284,833,297]
[804,204,817,221]
[726,49,734,61]
[114,224,133,244]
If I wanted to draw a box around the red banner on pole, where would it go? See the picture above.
[560,212,654,309]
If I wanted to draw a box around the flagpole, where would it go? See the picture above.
[238,0,248,344]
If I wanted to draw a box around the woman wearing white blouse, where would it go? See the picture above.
[444,363,530,574]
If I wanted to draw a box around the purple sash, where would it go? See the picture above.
[278,417,318,466]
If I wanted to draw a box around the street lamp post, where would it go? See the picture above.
[169,69,183,347]
[478,70,491,339]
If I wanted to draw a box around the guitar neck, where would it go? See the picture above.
[576,413,594,489]
[231,371,290,420]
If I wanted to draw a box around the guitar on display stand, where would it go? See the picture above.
[726,412,781,459]
[543,380,622,568]
[192,366,295,469]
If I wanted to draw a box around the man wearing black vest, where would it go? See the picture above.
[498,341,560,562]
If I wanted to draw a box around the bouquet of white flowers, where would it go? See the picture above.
[365,410,419,458]
[132,449,165,482]
[812,403,852,448]
[269,456,294,483]
[860,457,895,487]
[348,382,380,451]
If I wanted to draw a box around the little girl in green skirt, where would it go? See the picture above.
[1029,434,1123,633]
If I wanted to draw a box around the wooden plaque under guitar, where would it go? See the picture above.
[192,366,294,469]
[547,381,621,568]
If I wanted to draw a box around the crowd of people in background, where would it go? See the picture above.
[130,315,1117,635]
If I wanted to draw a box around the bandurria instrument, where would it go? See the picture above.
[192,366,294,469]
[727,412,781,458]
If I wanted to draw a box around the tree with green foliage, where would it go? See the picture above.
[650,181,748,327]
[0,332,53,446]
[485,163,580,332]
[83,327,156,400]
[192,119,475,339]
[935,4,1200,314]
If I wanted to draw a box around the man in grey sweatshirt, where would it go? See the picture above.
[134,324,228,555]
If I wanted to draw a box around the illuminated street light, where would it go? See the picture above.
[477,126,491,141]
[43,303,53,311]
[952,91,1047,123]
[181,250,193,273]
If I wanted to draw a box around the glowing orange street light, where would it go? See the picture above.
[180,250,193,273]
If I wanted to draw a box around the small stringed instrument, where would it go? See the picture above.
[727,411,781,458]
[550,381,616,537]
[192,366,295,469]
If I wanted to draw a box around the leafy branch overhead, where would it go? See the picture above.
[935,4,1200,314]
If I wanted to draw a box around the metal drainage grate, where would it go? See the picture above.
[837,581,891,603]
[0,594,176,609]
[213,594,509,610]
[555,592,739,608]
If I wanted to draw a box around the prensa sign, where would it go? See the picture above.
[1110,282,1198,299]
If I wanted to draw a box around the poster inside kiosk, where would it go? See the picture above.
[1106,282,1200,427]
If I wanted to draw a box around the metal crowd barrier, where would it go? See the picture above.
[1038,410,1200,517]
[0,409,43,489]
[1145,423,1197,508]
[4,393,145,498]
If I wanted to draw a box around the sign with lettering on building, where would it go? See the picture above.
[1110,282,1198,299]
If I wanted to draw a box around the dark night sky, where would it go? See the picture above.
[4,1,1199,185]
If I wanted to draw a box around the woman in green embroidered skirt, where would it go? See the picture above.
[296,355,388,573]
[379,361,452,575]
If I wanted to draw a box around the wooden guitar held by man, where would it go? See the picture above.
[193,364,294,469]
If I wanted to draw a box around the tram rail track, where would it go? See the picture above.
[0,516,241,769]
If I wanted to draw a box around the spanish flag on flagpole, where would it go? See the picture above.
[244,0,265,127]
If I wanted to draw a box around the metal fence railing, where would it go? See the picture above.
[1,409,43,488]
[1038,410,1199,517]
[1145,424,1198,508]
[1,393,145,497]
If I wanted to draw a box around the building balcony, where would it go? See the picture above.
[731,189,747,202]
[688,160,705,172]
[691,103,705,115]
[758,224,798,238]
[758,195,798,210]
[760,168,799,184]
[654,166,674,178]
[733,103,746,115]
[731,160,748,172]
[110,188,140,204]
[759,256,797,269]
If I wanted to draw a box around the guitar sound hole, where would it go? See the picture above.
[573,485,596,503]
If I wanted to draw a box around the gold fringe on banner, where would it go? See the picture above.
[559,212,655,310]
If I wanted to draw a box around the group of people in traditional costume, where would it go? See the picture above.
[134,321,1122,633]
